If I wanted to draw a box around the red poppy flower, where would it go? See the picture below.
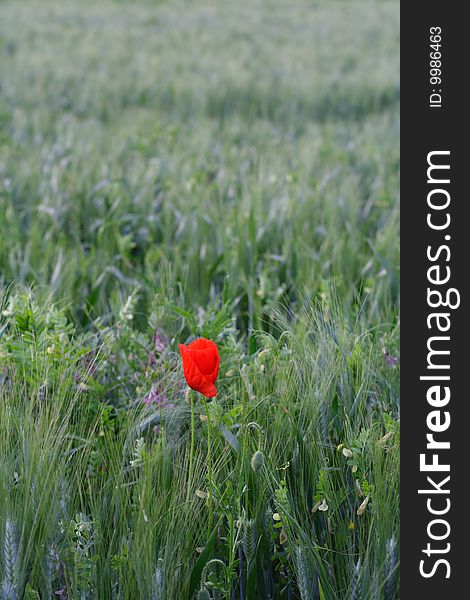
[179,338,220,398]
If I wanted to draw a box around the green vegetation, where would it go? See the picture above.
[0,0,399,598]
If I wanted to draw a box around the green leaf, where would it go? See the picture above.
[186,517,223,599]
[246,559,257,600]
[218,425,239,453]
[168,304,197,332]
[222,275,231,304]
[248,334,257,355]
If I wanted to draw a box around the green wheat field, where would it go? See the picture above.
[0,1,399,598]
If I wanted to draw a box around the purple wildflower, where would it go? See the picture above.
[383,348,398,368]
[143,385,171,407]
[55,587,68,600]
[153,329,168,354]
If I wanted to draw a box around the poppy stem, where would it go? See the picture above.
[204,398,213,535]
[186,391,195,505]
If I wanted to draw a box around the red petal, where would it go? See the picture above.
[179,341,219,398]
[188,338,220,384]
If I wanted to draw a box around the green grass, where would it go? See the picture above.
[0,0,399,598]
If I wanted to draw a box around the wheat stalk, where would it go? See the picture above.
[2,519,18,600]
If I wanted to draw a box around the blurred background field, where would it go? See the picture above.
[0,1,399,599]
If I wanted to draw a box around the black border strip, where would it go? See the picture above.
[401,3,466,596]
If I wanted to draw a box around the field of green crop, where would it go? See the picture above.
[0,1,399,598]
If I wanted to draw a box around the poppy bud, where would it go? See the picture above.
[251,450,265,473]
